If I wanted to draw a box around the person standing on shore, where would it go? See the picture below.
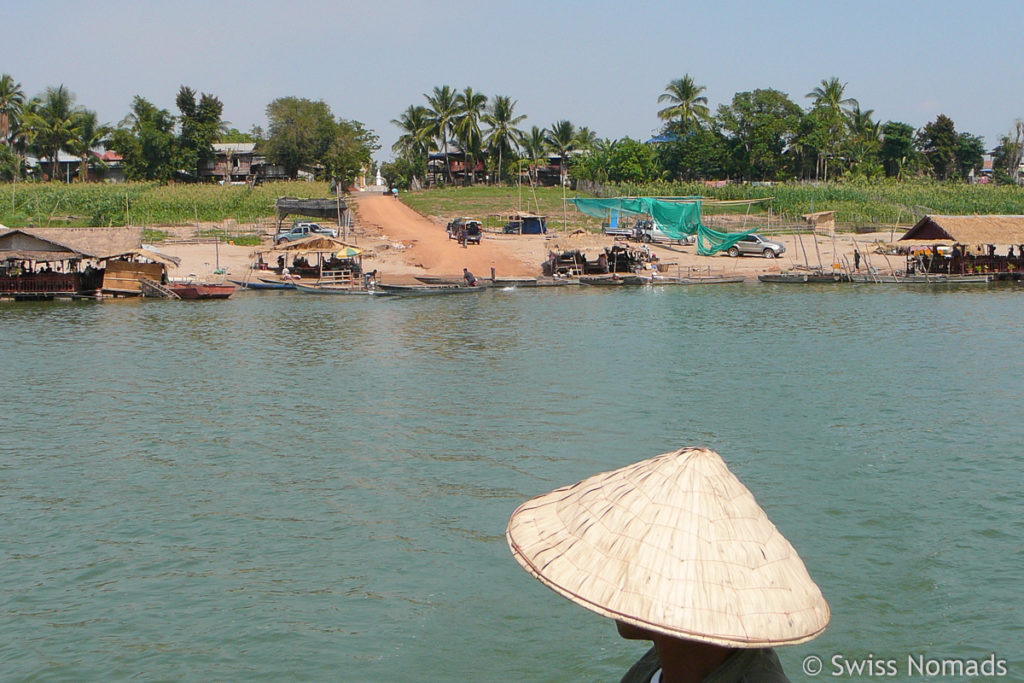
[506,446,830,683]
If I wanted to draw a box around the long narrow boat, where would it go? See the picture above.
[758,271,847,283]
[293,282,390,295]
[167,282,236,300]
[230,278,293,290]
[377,283,488,296]
[257,276,297,289]
[848,273,991,284]
[652,275,746,285]
[579,274,648,285]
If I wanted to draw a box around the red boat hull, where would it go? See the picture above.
[168,283,236,300]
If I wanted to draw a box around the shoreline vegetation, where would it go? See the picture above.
[1,180,1022,239]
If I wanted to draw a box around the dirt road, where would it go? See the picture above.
[352,194,542,281]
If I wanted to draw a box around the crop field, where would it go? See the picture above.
[1,179,1022,238]
[0,181,335,231]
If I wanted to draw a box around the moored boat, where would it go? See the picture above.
[167,282,236,299]
[378,283,487,296]
[758,271,847,283]
[293,282,389,295]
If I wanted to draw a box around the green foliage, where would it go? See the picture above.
[264,97,336,178]
[0,180,333,227]
[109,96,177,181]
[322,119,379,187]
[176,86,224,181]
[716,89,803,180]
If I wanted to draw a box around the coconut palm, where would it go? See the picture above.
[545,120,576,185]
[424,85,458,183]
[0,73,25,145]
[68,109,111,182]
[657,75,710,131]
[806,77,858,180]
[24,85,83,181]
[454,86,487,184]
[572,126,599,152]
[391,104,433,182]
[483,95,525,184]
[521,125,549,186]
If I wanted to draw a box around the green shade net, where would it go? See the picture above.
[567,197,754,255]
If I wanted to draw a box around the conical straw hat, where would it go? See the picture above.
[506,447,830,647]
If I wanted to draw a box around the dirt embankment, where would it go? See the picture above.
[155,193,896,282]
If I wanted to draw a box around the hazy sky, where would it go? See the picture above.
[7,0,1023,162]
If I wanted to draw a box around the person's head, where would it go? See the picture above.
[507,447,829,651]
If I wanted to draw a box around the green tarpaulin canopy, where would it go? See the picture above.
[567,197,754,255]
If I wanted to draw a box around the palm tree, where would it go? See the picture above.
[0,73,25,145]
[521,125,548,186]
[68,110,110,182]
[483,95,525,184]
[24,85,83,181]
[806,77,858,180]
[545,120,576,185]
[657,75,710,131]
[572,126,599,152]
[454,86,487,185]
[391,104,433,181]
[424,85,458,184]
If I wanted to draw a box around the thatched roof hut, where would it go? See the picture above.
[898,215,1024,245]
[0,227,144,262]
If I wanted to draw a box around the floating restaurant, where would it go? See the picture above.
[0,226,179,300]
[897,215,1024,279]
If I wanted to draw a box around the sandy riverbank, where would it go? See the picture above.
[156,193,901,283]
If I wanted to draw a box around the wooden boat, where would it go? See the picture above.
[377,283,488,296]
[257,276,297,289]
[848,273,991,284]
[293,282,389,295]
[652,275,746,285]
[579,274,648,285]
[492,277,538,287]
[758,271,847,283]
[167,282,236,300]
[230,278,293,290]
[414,276,466,286]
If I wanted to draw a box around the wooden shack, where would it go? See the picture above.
[898,215,1024,276]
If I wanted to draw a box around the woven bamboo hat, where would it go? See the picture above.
[506,447,830,647]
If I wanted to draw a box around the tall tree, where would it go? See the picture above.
[482,95,525,184]
[805,77,858,180]
[454,86,487,185]
[0,73,25,146]
[992,120,1024,182]
[391,104,433,184]
[264,97,336,179]
[322,118,380,188]
[68,110,110,182]
[109,96,177,181]
[176,86,224,180]
[545,120,576,185]
[521,125,548,186]
[716,89,802,180]
[424,85,458,183]
[879,121,918,179]
[657,75,710,132]
[916,114,959,180]
[24,85,83,181]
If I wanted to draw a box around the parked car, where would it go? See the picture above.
[275,222,338,244]
[632,219,696,245]
[446,218,482,245]
[726,233,786,258]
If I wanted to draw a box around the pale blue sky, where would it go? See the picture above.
[6,0,1022,162]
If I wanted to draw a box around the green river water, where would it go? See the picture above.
[2,283,1022,681]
